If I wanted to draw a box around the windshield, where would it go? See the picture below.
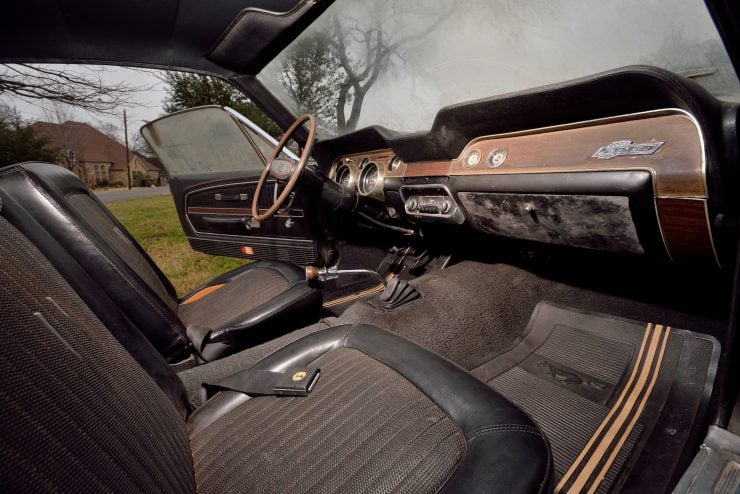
[258,0,740,138]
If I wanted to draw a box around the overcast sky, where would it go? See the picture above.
[260,0,738,135]
[1,65,168,145]
[2,0,738,144]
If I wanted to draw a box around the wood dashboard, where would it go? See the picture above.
[330,109,718,266]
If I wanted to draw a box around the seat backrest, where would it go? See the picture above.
[0,214,196,492]
[0,163,192,363]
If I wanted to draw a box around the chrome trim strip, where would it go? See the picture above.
[224,106,300,161]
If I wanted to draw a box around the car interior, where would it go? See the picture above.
[1,0,740,493]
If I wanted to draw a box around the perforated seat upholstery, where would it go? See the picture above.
[0,162,322,362]
[0,214,553,493]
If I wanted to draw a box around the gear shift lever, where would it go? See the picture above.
[306,266,387,286]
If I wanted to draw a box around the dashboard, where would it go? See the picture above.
[329,108,721,266]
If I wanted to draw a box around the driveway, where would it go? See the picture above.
[94,185,171,204]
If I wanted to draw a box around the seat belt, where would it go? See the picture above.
[202,366,320,401]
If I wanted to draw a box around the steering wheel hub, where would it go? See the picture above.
[269,158,296,181]
[252,114,316,221]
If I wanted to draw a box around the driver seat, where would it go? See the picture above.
[0,162,322,362]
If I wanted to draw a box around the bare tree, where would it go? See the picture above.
[132,133,156,160]
[0,64,148,115]
[41,102,85,172]
[277,0,452,133]
[97,121,121,142]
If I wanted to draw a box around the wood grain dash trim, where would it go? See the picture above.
[656,198,718,266]
[446,113,705,198]
[403,161,452,177]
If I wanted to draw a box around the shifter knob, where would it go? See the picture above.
[305,266,320,281]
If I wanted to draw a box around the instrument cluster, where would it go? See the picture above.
[329,151,407,202]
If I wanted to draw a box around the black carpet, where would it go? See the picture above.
[472,302,719,493]
[336,260,727,370]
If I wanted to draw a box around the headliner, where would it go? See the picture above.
[0,0,302,76]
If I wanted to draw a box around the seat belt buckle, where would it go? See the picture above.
[273,366,321,397]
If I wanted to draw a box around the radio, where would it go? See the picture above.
[399,185,464,224]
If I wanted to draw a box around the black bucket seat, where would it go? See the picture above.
[0,212,552,493]
[0,162,322,362]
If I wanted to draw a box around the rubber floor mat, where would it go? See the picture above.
[472,301,720,493]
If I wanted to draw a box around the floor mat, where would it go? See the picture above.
[472,302,720,493]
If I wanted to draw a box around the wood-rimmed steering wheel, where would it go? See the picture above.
[251,114,316,222]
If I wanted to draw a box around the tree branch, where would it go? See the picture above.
[0,64,149,115]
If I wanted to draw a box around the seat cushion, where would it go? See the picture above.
[179,267,291,329]
[188,324,554,493]
[181,260,322,361]
[191,347,466,493]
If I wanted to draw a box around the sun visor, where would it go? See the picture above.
[207,0,332,74]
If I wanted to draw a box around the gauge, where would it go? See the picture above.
[335,165,352,186]
[463,149,481,168]
[359,162,380,195]
[488,147,507,167]
[388,156,402,172]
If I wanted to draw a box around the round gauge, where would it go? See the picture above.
[359,162,380,195]
[463,149,481,168]
[335,165,352,186]
[488,147,508,168]
[388,156,402,172]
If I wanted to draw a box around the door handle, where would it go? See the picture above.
[202,216,260,231]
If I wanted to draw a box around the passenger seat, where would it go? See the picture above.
[0,212,552,493]
[0,162,322,362]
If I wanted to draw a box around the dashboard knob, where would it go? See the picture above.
[406,198,418,211]
[439,200,452,214]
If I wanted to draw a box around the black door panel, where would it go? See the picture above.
[169,171,320,265]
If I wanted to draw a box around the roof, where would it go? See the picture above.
[0,0,319,77]
[31,121,160,172]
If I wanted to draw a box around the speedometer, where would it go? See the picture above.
[359,162,380,195]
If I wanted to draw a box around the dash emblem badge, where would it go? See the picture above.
[592,140,664,160]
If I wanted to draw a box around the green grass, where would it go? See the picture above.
[107,195,246,296]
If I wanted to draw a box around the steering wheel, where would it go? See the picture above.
[251,114,316,222]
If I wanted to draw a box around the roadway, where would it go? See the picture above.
[94,185,171,204]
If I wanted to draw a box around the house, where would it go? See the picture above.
[30,121,166,187]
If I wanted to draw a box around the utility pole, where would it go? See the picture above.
[123,110,132,190]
